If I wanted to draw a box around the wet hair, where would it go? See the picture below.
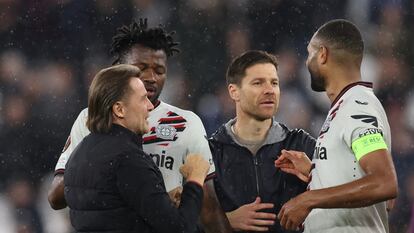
[110,18,179,64]
[226,50,278,85]
[314,19,364,58]
[87,64,141,133]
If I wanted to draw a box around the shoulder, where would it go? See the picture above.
[283,126,316,158]
[159,102,204,126]
[341,86,383,114]
[338,89,386,128]
[285,127,315,144]
[162,102,200,119]
[79,108,88,117]
[73,108,88,125]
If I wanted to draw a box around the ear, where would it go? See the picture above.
[318,45,328,65]
[228,84,240,101]
[112,101,126,119]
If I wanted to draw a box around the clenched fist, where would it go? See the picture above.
[180,154,210,187]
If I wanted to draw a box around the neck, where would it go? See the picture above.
[325,66,361,103]
[152,99,161,109]
[233,111,272,142]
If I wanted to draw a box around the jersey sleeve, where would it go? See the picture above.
[55,108,90,174]
[341,101,389,161]
[184,113,215,179]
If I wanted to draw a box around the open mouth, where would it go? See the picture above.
[145,86,156,96]
[260,100,275,107]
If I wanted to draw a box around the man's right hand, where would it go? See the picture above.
[226,197,276,232]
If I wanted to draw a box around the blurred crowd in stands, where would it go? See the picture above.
[0,0,413,232]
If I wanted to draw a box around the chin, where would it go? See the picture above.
[311,83,326,92]
[254,113,273,121]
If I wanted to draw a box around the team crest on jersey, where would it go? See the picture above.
[156,125,177,140]
[143,111,187,145]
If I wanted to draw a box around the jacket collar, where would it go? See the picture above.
[210,117,288,146]
[109,124,143,148]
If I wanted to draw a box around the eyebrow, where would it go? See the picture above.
[251,76,279,81]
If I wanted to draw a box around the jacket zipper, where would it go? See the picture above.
[253,156,260,196]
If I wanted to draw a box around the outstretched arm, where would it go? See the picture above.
[277,149,398,230]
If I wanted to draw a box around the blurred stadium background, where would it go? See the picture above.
[0,0,413,232]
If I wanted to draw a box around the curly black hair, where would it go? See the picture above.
[110,18,180,64]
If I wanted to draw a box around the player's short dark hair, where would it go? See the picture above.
[314,19,364,57]
[110,18,179,64]
[87,64,141,133]
[226,50,278,85]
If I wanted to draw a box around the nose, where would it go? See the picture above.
[263,82,275,95]
[141,69,158,83]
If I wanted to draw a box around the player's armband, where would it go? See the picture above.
[351,133,388,161]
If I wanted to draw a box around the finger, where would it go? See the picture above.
[250,218,275,226]
[276,163,294,169]
[285,149,302,155]
[275,154,287,163]
[280,150,297,162]
[253,196,261,204]
[279,211,288,230]
[277,206,284,220]
[253,203,274,211]
[253,211,277,220]
[179,166,185,174]
[386,199,395,212]
[285,218,295,231]
[174,190,182,199]
[245,225,269,232]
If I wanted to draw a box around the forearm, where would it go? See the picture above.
[307,173,398,209]
[151,182,205,233]
[200,180,232,233]
[48,174,67,210]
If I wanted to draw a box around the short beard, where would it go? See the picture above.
[310,72,326,92]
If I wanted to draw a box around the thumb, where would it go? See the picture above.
[254,196,261,204]
[282,150,297,161]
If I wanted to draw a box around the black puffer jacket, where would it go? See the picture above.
[64,124,203,233]
[209,119,315,233]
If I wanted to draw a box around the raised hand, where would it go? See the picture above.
[274,149,312,182]
[180,153,210,186]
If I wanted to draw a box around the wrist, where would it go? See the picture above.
[225,211,239,231]
[304,190,317,209]
[186,175,205,187]
[305,163,312,177]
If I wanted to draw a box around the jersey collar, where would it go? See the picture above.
[331,81,373,108]
[153,100,161,109]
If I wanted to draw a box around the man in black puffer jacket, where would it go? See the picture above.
[64,64,210,233]
[210,50,315,233]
